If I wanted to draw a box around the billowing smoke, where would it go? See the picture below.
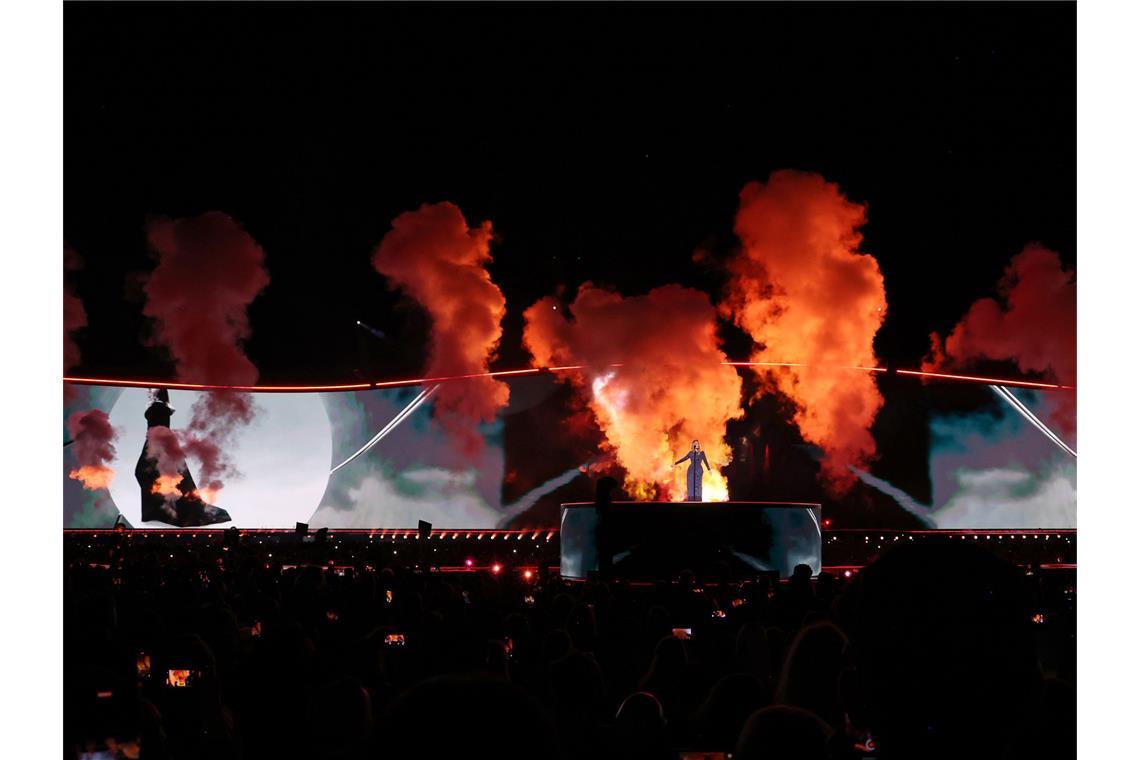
[924,244,1076,437]
[143,212,270,498]
[144,426,188,498]
[524,283,743,501]
[723,170,887,493]
[372,202,510,454]
[67,409,118,490]
[64,246,86,373]
[63,246,87,409]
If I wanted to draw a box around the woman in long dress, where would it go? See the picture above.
[674,439,711,501]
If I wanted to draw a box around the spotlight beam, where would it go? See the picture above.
[355,320,387,340]
[329,384,439,474]
[991,385,1075,456]
[989,385,1076,458]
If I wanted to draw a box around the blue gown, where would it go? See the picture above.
[675,449,711,501]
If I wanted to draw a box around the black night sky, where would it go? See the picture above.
[64,2,1074,385]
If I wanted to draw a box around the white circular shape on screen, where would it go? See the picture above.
[106,389,332,528]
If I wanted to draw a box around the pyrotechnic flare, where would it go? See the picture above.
[925,244,1075,437]
[372,202,510,455]
[143,211,270,499]
[525,283,743,501]
[67,409,118,491]
[723,170,887,494]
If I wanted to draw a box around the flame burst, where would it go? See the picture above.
[723,171,887,494]
[69,465,114,491]
[525,284,742,501]
[67,409,118,491]
[150,475,183,497]
[193,487,221,504]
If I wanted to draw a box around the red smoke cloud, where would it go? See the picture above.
[524,284,743,501]
[67,409,118,490]
[64,245,86,374]
[924,244,1076,436]
[723,170,887,494]
[144,426,195,499]
[143,212,270,497]
[372,202,510,454]
[145,426,185,477]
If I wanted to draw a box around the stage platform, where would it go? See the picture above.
[63,525,1076,578]
[560,501,823,581]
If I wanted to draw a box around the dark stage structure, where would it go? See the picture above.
[560,501,823,581]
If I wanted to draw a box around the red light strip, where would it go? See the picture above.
[727,362,1071,390]
[61,376,373,392]
[63,363,1073,393]
[894,368,1072,390]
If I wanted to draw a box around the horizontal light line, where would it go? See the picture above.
[729,362,1070,390]
[896,369,1071,390]
[61,376,373,392]
[561,500,822,508]
[63,363,1074,393]
[63,528,552,535]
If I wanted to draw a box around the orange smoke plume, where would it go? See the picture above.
[924,244,1075,436]
[70,465,114,491]
[372,202,510,454]
[67,409,118,491]
[524,283,743,501]
[723,170,887,493]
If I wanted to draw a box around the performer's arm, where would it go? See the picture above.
[674,453,690,466]
[700,451,711,471]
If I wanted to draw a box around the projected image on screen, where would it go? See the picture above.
[63,376,1075,530]
[854,385,1075,529]
[63,375,594,529]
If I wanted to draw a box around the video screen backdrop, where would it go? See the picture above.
[63,375,1075,530]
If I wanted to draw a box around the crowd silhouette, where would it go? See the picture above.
[65,536,1075,759]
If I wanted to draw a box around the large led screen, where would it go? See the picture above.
[63,375,1075,530]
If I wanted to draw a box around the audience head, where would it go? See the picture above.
[774,620,849,729]
[383,675,560,760]
[735,705,831,760]
[850,543,1039,758]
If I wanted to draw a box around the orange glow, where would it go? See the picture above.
[524,285,741,502]
[69,465,114,490]
[191,487,221,504]
[150,475,183,497]
[724,171,886,494]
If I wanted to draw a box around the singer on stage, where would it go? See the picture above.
[674,440,711,501]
